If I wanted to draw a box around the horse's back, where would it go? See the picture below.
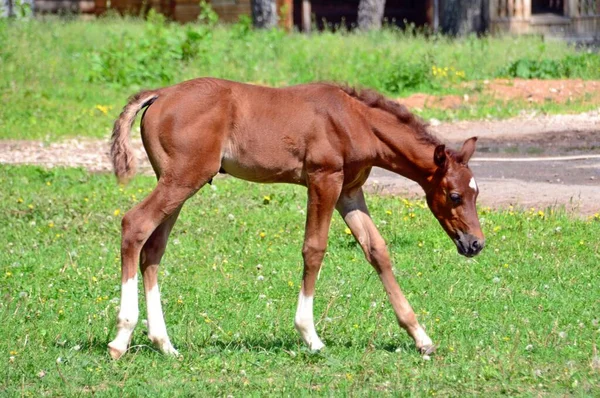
[140,78,370,185]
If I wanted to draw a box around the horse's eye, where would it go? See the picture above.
[449,193,462,204]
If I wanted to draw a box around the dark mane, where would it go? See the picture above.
[336,85,441,147]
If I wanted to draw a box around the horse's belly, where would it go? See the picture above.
[220,156,305,185]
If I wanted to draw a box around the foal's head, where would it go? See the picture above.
[425,137,485,257]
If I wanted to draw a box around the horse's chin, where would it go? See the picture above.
[457,247,477,258]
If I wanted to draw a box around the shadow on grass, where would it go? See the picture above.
[74,333,417,360]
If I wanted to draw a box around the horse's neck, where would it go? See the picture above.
[370,114,437,190]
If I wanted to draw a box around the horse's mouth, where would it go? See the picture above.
[454,237,484,257]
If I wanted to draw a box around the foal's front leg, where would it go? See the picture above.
[294,171,343,351]
[337,189,435,355]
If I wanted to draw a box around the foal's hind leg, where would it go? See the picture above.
[140,208,182,356]
[108,179,205,359]
[336,189,435,355]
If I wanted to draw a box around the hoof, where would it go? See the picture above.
[160,344,180,357]
[150,336,180,357]
[418,344,436,356]
[308,341,325,352]
[108,342,126,360]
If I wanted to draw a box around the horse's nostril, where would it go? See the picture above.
[472,240,480,250]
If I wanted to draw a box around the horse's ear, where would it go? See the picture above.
[459,137,478,164]
[434,145,447,168]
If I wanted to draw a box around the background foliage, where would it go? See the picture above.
[1,15,599,140]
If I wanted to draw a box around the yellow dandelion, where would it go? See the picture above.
[9,350,18,356]
[538,210,545,218]
[5,272,12,277]
[344,227,352,235]
[503,263,509,268]
[17,198,23,203]
[28,204,34,209]
[48,222,54,228]
[177,298,183,305]
[287,281,294,287]
[95,105,110,115]
[259,232,266,238]
[385,210,392,215]
[113,209,120,216]
[263,195,271,204]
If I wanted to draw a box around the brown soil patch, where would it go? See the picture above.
[400,79,600,110]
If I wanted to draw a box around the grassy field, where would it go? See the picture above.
[1,16,600,141]
[1,165,599,395]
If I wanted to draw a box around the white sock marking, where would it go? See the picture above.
[146,285,168,339]
[414,326,433,348]
[294,291,325,351]
[109,276,139,353]
[469,177,478,192]
[145,284,178,355]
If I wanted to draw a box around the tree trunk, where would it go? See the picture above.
[2,0,13,17]
[440,0,489,35]
[357,0,386,31]
[252,0,278,29]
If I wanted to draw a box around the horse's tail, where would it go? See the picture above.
[110,90,159,184]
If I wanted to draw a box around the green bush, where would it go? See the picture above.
[384,59,438,93]
[502,53,600,79]
[88,5,218,86]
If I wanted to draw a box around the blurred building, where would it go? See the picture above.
[5,0,599,42]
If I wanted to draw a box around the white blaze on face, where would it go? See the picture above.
[469,177,478,192]
[294,291,325,351]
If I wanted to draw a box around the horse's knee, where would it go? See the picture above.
[121,211,149,253]
[302,240,327,266]
[143,230,168,261]
[366,241,391,269]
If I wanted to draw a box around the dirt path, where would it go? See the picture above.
[1,112,599,216]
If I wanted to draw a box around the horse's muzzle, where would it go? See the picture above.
[454,233,485,257]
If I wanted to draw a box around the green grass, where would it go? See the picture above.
[1,165,599,395]
[1,17,599,141]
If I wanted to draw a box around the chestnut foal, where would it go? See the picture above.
[107,78,485,360]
